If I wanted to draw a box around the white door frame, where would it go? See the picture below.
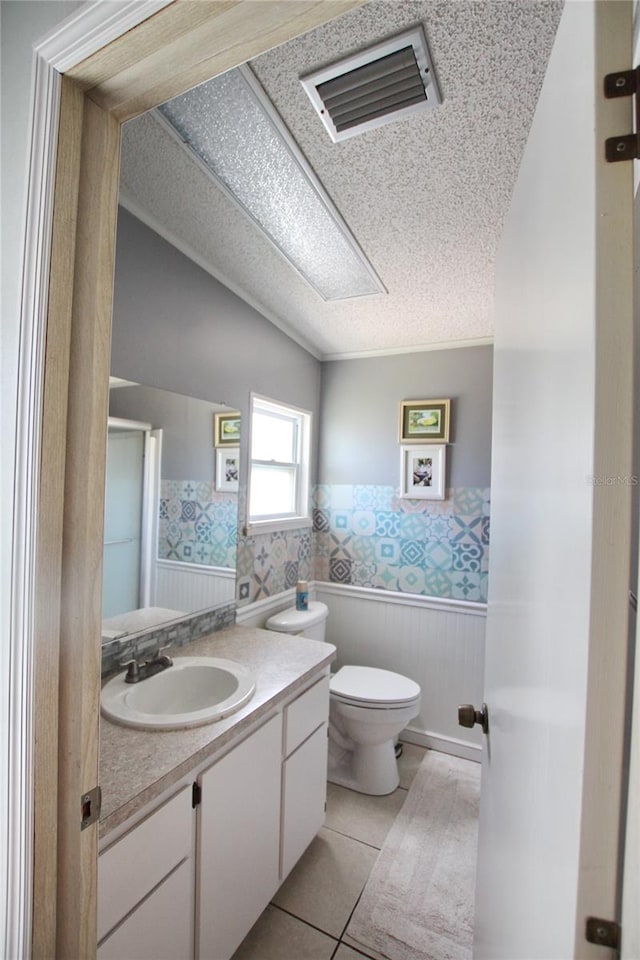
[6,5,173,954]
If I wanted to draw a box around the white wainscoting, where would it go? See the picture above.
[237,583,486,762]
[153,559,235,611]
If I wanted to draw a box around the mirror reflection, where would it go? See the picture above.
[101,380,239,640]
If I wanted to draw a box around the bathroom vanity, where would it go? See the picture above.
[97,625,335,960]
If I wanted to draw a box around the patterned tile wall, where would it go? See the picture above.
[234,484,490,605]
[236,526,313,604]
[313,485,490,603]
[158,479,237,568]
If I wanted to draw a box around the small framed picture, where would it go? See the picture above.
[399,444,446,500]
[399,399,450,443]
[216,447,239,492]
[214,411,241,447]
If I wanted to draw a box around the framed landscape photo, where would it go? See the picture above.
[216,447,240,492]
[399,399,450,443]
[399,444,446,500]
[214,411,241,447]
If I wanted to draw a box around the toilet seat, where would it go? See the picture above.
[330,665,420,709]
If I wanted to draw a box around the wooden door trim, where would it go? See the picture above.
[26,2,362,957]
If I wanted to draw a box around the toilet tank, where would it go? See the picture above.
[265,601,329,642]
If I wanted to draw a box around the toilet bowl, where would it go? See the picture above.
[265,601,421,795]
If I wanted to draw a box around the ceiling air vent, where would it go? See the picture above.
[301,26,441,143]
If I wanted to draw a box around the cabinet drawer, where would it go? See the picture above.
[98,785,193,942]
[284,675,330,757]
[98,858,194,959]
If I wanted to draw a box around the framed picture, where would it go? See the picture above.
[216,447,239,492]
[399,399,450,443]
[214,411,241,446]
[399,444,446,500]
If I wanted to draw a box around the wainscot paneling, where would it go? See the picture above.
[238,582,486,761]
[154,559,235,611]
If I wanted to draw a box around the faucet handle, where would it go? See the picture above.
[119,657,141,682]
[154,642,173,665]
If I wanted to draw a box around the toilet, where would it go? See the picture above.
[266,601,421,796]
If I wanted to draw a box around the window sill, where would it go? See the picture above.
[243,516,313,537]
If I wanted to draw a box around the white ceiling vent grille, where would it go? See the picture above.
[301,26,441,143]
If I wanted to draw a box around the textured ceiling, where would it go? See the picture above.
[119,0,562,359]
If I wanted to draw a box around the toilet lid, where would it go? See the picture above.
[330,666,420,706]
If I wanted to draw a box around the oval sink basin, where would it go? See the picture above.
[101,657,256,730]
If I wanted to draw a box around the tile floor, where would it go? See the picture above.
[231,742,427,960]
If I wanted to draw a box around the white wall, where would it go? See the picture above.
[0,2,85,946]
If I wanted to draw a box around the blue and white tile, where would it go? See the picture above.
[349,536,376,563]
[351,510,377,536]
[424,540,453,570]
[399,539,426,566]
[396,565,427,594]
[424,568,452,598]
[353,485,395,511]
[351,561,378,587]
[452,487,484,517]
[450,571,482,601]
[398,512,427,541]
[450,515,484,545]
[452,540,483,572]
[375,511,400,537]
[374,538,400,565]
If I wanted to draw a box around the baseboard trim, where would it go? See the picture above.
[401,726,482,763]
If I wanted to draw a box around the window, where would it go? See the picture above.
[247,395,311,532]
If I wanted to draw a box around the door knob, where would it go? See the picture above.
[458,702,489,734]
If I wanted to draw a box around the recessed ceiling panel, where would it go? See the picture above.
[157,66,385,302]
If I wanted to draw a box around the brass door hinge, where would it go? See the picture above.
[604,67,640,162]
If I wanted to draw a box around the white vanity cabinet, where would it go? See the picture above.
[97,785,195,959]
[98,666,331,960]
[197,712,283,960]
[281,675,330,879]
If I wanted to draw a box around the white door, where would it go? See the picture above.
[474,3,634,958]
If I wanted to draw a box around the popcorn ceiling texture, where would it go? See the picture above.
[119,0,562,358]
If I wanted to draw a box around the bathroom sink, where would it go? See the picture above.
[101,656,256,730]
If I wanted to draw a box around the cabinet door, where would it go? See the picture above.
[97,859,194,960]
[197,713,282,960]
[281,722,328,880]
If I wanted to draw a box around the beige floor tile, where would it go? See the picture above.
[325,782,406,848]
[272,827,378,939]
[397,741,427,790]
[334,942,381,960]
[341,933,388,960]
[231,904,337,960]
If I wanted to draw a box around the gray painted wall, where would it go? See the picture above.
[319,346,493,488]
[111,208,322,477]
[109,384,231,480]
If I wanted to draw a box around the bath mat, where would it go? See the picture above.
[344,750,481,960]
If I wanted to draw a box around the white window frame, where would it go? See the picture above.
[246,393,312,535]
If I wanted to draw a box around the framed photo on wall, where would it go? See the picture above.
[216,446,239,492]
[399,398,450,443]
[399,444,446,500]
[214,411,241,447]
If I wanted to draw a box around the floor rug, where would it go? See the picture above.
[344,750,481,960]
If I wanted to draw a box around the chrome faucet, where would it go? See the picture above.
[120,644,174,684]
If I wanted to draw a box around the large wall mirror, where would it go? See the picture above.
[101,379,239,641]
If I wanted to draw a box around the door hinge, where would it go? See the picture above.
[81,785,101,830]
[604,67,640,162]
[192,781,202,808]
[585,917,621,950]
